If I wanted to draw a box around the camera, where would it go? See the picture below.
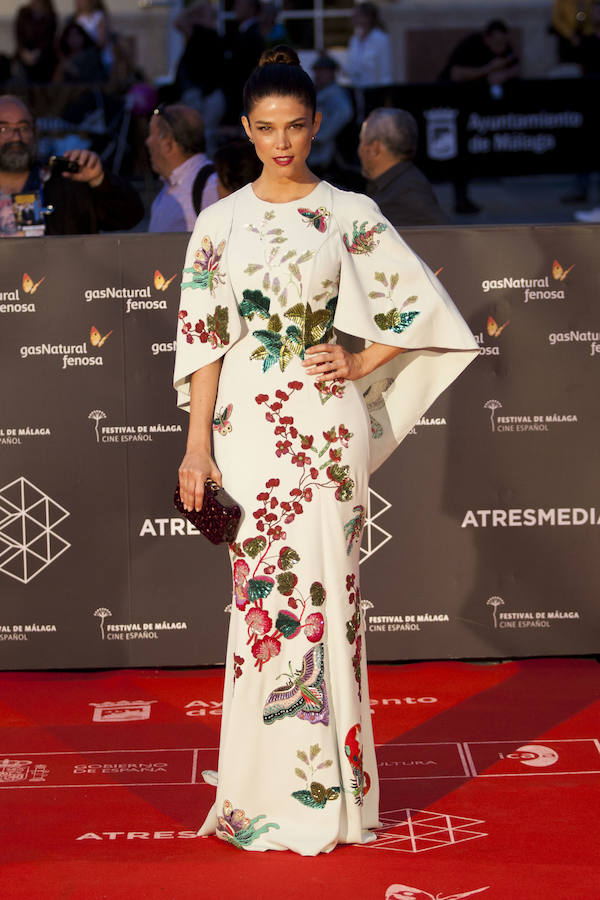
[49,155,80,175]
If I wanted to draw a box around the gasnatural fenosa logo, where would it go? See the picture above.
[0,271,46,314]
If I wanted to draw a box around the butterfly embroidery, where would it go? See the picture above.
[263,643,329,725]
[22,272,45,294]
[298,206,330,232]
[344,723,371,804]
[154,269,176,291]
[212,403,233,435]
[89,325,113,347]
[552,259,574,281]
[486,316,509,338]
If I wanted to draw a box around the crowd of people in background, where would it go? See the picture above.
[1,0,599,236]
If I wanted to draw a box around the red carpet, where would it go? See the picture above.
[0,658,598,899]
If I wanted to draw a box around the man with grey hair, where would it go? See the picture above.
[358,107,448,227]
[146,103,219,233]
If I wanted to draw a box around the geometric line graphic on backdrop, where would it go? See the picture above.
[0,476,70,584]
[360,487,392,565]
[362,808,487,852]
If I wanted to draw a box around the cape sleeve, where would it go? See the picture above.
[331,189,479,473]
[173,194,242,412]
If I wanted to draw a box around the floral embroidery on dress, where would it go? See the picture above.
[244,211,315,305]
[177,305,230,349]
[241,291,338,373]
[345,572,362,700]
[212,403,233,435]
[298,206,330,233]
[292,744,341,808]
[374,301,420,334]
[315,378,346,404]
[216,800,279,848]
[344,505,365,555]
[343,219,387,255]
[181,236,226,294]
[263,643,329,725]
[368,270,400,301]
[362,377,393,439]
[344,724,371,805]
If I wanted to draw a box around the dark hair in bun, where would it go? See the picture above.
[243,45,316,118]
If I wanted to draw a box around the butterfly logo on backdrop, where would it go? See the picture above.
[552,259,574,282]
[154,269,176,291]
[89,325,112,348]
[487,316,509,338]
[22,272,45,294]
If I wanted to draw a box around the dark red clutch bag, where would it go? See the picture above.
[174,478,242,545]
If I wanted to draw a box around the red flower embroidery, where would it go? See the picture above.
[252,635,281,663]
[245,607,272,637]
[304,612,324,643]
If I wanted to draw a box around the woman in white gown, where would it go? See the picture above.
[174,46,478,856]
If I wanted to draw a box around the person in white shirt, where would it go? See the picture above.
[146,104,219,233]
[346,2,393,88]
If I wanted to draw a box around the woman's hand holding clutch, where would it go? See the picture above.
[178,448,222,512]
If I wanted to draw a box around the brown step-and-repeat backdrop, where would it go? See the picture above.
[1,227,598,669]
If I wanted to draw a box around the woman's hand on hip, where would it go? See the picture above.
[302,344,364,381]
[178,448,222,511]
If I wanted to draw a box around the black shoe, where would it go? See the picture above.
[454,198,481,215]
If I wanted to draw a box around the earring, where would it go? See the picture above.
[311,136,315,142]
[249,138,254,144]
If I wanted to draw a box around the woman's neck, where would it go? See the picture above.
[251,170,320,203]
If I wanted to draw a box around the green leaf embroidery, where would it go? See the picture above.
[242,536,267,559]
[275,609,301,638]
[309,743,321,760]
[247,577,273,601]
[268,313,282,332]
[309,582,326,606]
[244,263,263,275]
[374,271,388,286]
[297,750,309,765]
[240,289,270,320]
[390,273,399,290]
[368,291,385,300]
[279,547,300,570]
[295,767,307,781]
[276,571,298,596]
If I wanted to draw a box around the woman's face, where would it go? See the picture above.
[242,95,320,179]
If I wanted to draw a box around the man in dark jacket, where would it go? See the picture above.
[0,94,144,236]
[358,107,448,227]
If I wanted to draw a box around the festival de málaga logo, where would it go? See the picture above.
[88,408,182,444]
[82,268,176,313]
[485,594,580,630]
[0,271,46,314]
[480,257,575,303]
[19,325,113,370]
[482,397,578,433]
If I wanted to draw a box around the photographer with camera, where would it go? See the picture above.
[0,94,144,236]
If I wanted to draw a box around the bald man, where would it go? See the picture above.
[146,103,219,233]
[0,93,143,236]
